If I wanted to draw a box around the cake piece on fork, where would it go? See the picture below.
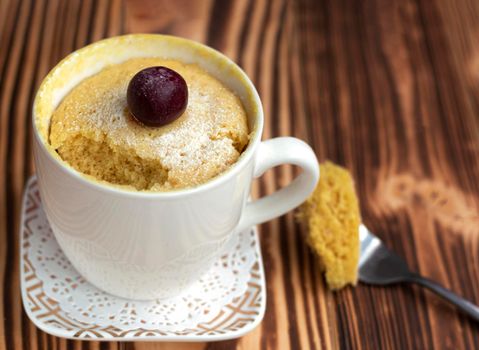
[302,161,361,289]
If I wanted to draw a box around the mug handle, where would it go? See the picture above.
[235,137,320,233]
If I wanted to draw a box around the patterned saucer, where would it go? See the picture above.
[20,177,266,341]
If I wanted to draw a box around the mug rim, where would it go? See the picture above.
[32,34,264,199]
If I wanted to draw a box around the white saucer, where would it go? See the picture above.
[20,177,266,341]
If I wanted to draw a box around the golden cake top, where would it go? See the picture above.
[49,58,250,190]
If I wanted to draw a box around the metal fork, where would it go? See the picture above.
[359,224,479,321]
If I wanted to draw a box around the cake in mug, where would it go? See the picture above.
[49,58,250,191]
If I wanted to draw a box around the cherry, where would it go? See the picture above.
[127,66,188,127]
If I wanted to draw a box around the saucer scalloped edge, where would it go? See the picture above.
[20,176,266,341]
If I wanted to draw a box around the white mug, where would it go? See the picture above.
[32,34,319,300]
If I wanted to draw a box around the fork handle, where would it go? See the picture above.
[408,274,479,322]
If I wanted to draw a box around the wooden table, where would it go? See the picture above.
[1,0,479,348]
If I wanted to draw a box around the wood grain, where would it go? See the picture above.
[1,0,479,348]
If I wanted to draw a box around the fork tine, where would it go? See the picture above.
[359,224,381,267]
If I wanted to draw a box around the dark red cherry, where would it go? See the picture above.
[127,66,188,127]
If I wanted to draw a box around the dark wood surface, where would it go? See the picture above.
[1,0,479,348]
